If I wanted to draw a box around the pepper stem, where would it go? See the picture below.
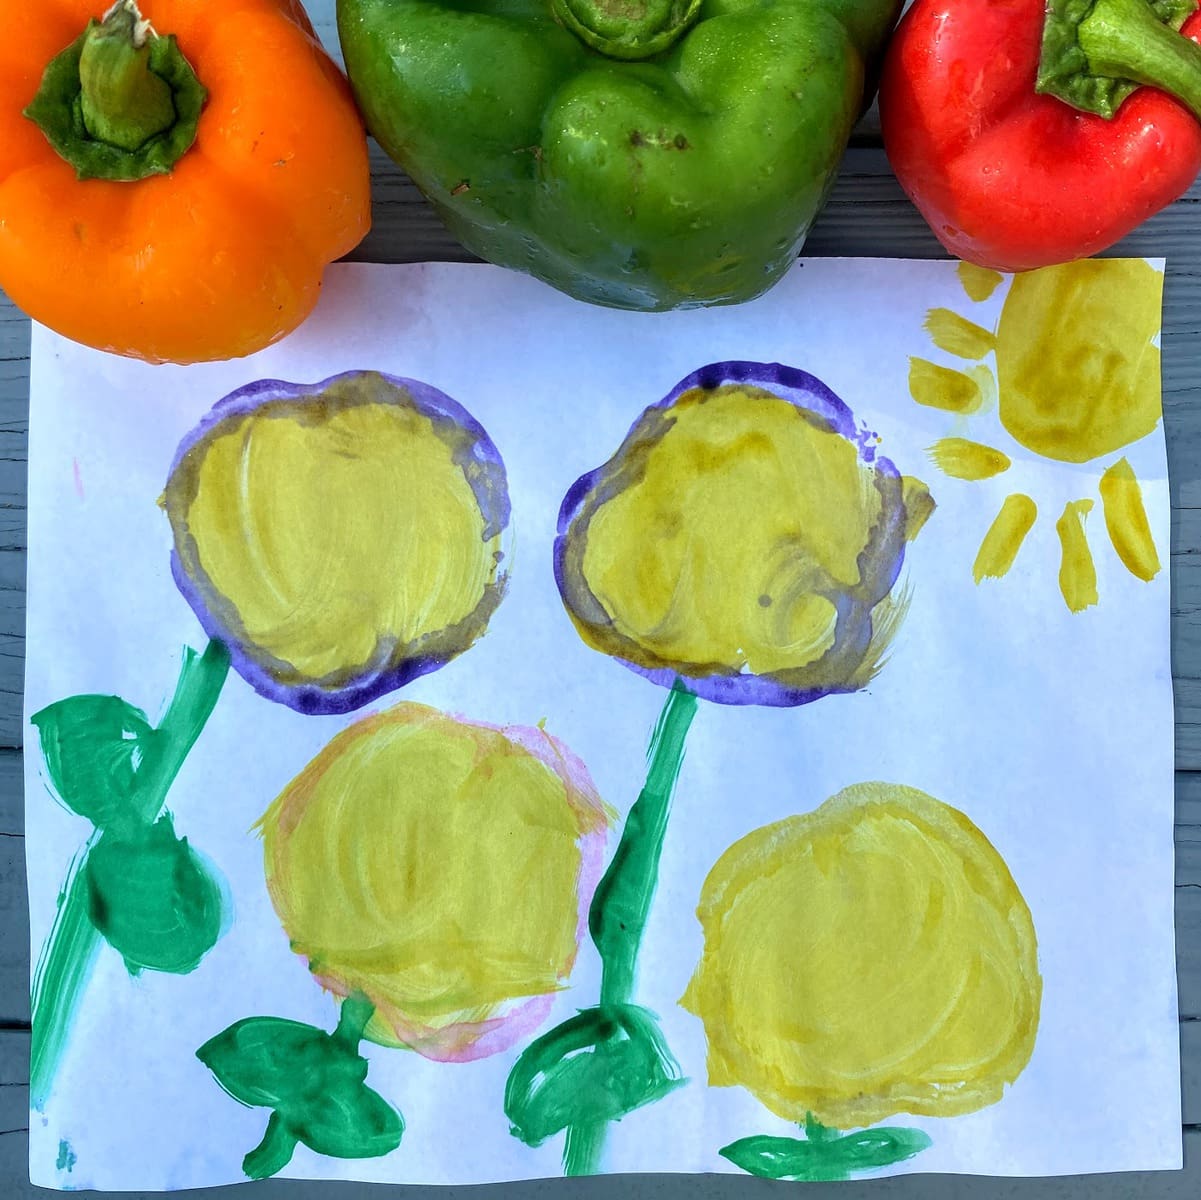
[552,0,703,60]
[1039,0,1201,119]
[24,0,207,181]
[1079,0,1201,119]
[79,1,176,150]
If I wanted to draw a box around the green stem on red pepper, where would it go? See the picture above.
[1039,0,1201,119]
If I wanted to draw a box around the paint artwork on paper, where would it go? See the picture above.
[911,260,1163,610]
[506,360,934,1177]
[28,368,512,1117]
[23,259,1179,1190]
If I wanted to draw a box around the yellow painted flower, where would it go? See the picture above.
[165,370,510,713]
[911,260,1163,612]
[682,782,1041,1129]
[259,702,613,1061]
[556,361,934,706]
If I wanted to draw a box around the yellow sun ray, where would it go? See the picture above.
[923,309,997,360]
[973,494,1037,583]
[908,358,985,414]
[1099,457,1160,582]
[928,438,1011,481]
[957,262,1004,302]
[1056,500,1099,613]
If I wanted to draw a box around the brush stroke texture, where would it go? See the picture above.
[721,1113,932,1181]
[956,262,1004,302]
[922,309,996,360]
[908,358,984,413]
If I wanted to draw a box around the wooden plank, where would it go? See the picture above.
[0,835,27,1025]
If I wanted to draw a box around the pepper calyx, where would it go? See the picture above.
[1037,0,1201,121]
[552,0,702,60]
[24,0,207,181]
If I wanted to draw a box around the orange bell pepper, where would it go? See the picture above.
[0,0,371,364]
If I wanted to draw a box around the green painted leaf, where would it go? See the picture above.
[197,1017,336,1109]
[720,1124,933,1182]
[31,694,153,828]
[198,1006,404,1169]
[505,1004,684,1146]
[296,1084,404,1160]
[85,815,226,973]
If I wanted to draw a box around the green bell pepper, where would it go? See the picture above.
[337,0,901,311]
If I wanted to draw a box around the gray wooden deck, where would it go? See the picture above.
[2,4,1198,1197]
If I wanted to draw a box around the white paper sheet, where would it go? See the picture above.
[24,259,1180,1189]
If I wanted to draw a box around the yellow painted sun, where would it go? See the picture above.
[910,259,1163,612]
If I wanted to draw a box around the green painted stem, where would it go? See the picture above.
[562,679,698,1175]
[563,1118,608,1177]
[333,991,376,1048]
[720,1113,934,1181]
[590,680,699,1008]
[28,638,230,1110]
[243,1111,298,1181]
[133,639,231,824]
[29,843,102,1110]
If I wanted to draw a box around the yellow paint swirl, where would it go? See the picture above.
[259,703,611,1059]
[682,782,1041,1128]
[995,260,1163,464]
[165,372,506,694]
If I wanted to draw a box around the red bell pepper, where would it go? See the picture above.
[879,0,1201,271]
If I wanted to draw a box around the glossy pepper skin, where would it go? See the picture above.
[0,1,371,364]
[337,0,901,311]
[879,0,1201,271]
